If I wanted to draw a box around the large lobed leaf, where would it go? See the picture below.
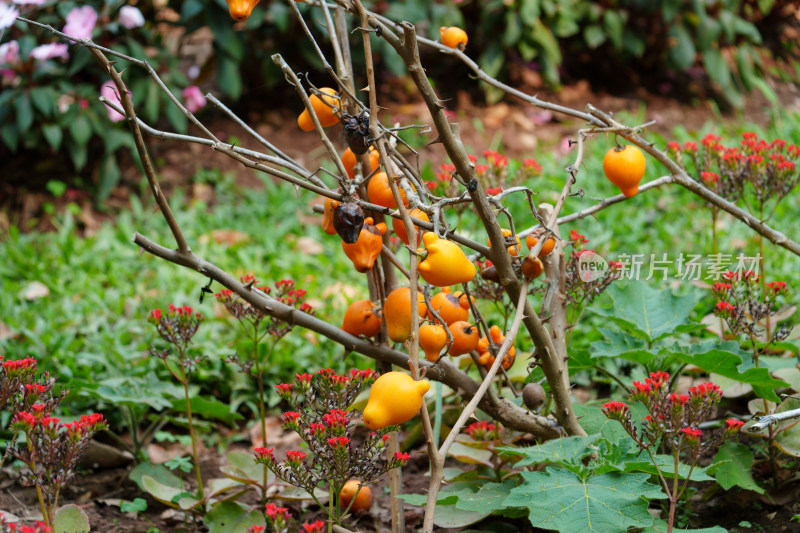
[504,468,665,533]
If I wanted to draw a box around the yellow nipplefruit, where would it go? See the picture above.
[418,233,476,287]
[419,323,448,362]
[384,287,427,343]
[362,372,430,430]
[429,287,470,326]
[297,88,340,131]
[226,0,260,21]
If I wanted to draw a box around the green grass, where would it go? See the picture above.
[2,108,799,430]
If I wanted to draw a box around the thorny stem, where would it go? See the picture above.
[422,279,531,532]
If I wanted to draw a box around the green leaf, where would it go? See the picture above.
[129,461,183,493]
[97,155,121,203]
[590,328,655,364]
[696,15,722,51]
[498,435,599,469]
[708,442,763,494]
[703,48,732,88]
[624,455,714,481]
[220,450,272,485]
[30,87,55,117]
[170,397,243,424]
[667,342,788,402]
[120,498,148,513]
[15,94,34,134]
[1,122,19,152]
[519,0,540,26]
[217,55,243,100]
[668,24,696,70]
[771,398,800,457]
[602,10,624,50]
[593,283,702,343]
[453,480,519,514]
[479,43,505,80]
[204,501,265,533]
[69,115,92,147]
[142,476,200,509]
[645,519,728,533]
[54,504,90,533]
[504,469,665,533]
[448,441,494,466]
[583,25,606,49]
[165,100,188,134]
[42,124,63,151]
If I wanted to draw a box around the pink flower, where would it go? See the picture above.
[100,81,127,122]
[0,40,20,66]
[0,4,20,31]
[182,86,206,113]
[63,6,98,41]
[118,5,145,29]
[30,43,69,61]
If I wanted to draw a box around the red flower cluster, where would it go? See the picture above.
[265,502,291,520]
[254,447,274,462]
[483,150,508,167]
[714,301,735,318]
[1,357,37,373]
[327,436,350,449]
[523,158,542,173]
[393,452,411,464]
[302,520,326,533]
[285,450,307,463]
[601,401,629,419]
[569,229,588,246]
[689,382,722,402]
[464,420,501,440]
[766,281,787,294]
[724,418,744,436]
[680,427,702,445]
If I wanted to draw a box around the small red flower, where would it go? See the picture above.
[283,411,301,423]
[275,383,292,396]
[486,187,502,195]
[254,447,274,462]
[285,450,307,463]
[393,451,411,463]
[715,301,735,318]
[766,281,786,294]
[681,427,702,444]
[569,229,588,246]
[724,418,744,435]
[523,158,542,173]
[296,372,313,385]
[302,520,326,533]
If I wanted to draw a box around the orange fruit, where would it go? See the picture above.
[440,26,468,50]
[603,145,646,197]
[340,479,372,512]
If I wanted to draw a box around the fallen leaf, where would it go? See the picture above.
[20,281,49,300]
[296,236,323,255]
[198,229,250,246]
[0,321,16,341]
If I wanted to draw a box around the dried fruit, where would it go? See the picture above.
[522,382,546,410]
[362,371,430,429]
[342,217,387,273]
[419,323,448,362]
[429,287,470,326]
[226,0,260,20]
[526,229,556,258]
[488,228,521,256]
[342,111,371,155]
[321,196,341,235]
[297,87,340,132]
[440,26,468,50]
[341,300,381,338]
[418,233,476,287]
[342,146,380,180]
[332,202,365,244]
[392,208,429,246]
[447,321,479,356]
[340,479,372,511]
[384,287,427,343]
[603,144,646,197]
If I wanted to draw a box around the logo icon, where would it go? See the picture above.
[577,250,608,282]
